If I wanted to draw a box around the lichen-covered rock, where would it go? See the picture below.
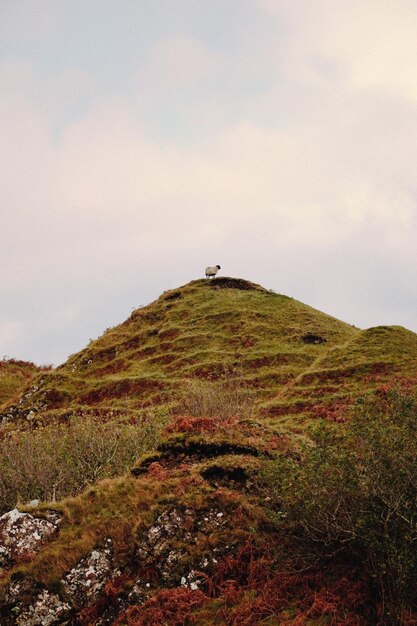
[136,506,228,584]
[180,569,206,590]
[3,578,34,606]
[15,589,71,626]
[128,578,153,605]
[0,509,61,569]
[61,539,116,607]
[2,543,121,624]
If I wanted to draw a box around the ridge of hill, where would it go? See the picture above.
[265,323,417,424]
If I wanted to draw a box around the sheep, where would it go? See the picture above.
[205,265,221,278]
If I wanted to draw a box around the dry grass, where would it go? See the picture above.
[176,376,256,419]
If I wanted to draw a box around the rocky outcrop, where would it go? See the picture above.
[0,508,61,570]
[136,505,228,586]
[0,416,273,625]
[62,541,116,607]
[15,590,71,626]
[0,503,237,624]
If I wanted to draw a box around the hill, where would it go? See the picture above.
[0,278,358,425]
[1,278,417,624]
[3,278,417,430]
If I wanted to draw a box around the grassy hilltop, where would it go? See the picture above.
[8,276,356,422]
[1,278,417,625]
[4,277,417,428]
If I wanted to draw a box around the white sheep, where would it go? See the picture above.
[205,264,221,278]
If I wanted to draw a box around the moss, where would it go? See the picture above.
[157,434,263,460]
[130,451,164,476]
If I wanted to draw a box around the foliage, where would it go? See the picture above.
[114,588,209,625]
[0,410,168,511]
[116,552,369,625]
[266,388,417,625]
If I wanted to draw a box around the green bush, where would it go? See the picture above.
[0,410,168,512]
[266,388,417,625]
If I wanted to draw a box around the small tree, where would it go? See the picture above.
[269,388,417,625]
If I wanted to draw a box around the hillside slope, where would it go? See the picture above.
[266,324,417,423]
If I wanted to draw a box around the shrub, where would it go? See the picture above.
[177,378,255,419]
[266,388,417,625]
[0,410,168,512]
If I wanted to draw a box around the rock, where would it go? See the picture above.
[136,506,229,585]
[181,569,206,590]
[15,589,71,626]
[3,579,34,606]
[61,540,116,607]
[0,509,61,568]
[128,579,153,605]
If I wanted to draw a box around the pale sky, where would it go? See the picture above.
[1,0,417,365]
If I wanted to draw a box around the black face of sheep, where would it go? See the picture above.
[205,265,221,278]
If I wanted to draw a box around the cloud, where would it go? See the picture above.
[1,1,417,363]
[0,0,60,44]
[0,320,22,358]
[143,35,219,90]
[261,0,417,99]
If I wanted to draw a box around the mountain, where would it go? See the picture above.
[1,278,417,625]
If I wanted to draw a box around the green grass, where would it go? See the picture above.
[4,278,417,435]
[267,324,417,423]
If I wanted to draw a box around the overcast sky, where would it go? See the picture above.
[1,0,417,365]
